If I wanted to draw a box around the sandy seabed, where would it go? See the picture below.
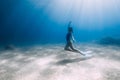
[0,43,120,80]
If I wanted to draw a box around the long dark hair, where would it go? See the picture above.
[68,27,73,33]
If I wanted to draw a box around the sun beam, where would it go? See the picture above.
[29,0,120,29]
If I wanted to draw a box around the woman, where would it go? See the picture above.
[64,21,85,55]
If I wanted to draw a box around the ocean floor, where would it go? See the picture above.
[0,43,120,80]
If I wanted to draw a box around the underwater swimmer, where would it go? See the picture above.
[64,21,85,55]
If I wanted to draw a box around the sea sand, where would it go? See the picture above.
[0,43,120,80]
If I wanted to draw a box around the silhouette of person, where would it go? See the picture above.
[64,21,85,55]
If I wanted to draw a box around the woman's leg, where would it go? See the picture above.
[70,43,85,55]
[64,43,71,51]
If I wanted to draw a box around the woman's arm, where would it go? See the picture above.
[71,34,76,42]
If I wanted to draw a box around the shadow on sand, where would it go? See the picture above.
[55,57,92,65]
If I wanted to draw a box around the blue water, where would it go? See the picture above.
[0,0,120,46]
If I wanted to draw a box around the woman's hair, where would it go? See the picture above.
[68,27,73,32]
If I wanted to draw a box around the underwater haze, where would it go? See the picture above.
[0,1,120,80]
[0,0,120,46]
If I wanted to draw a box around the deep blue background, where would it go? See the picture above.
[0,0,120,46]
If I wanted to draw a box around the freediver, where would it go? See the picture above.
[64,21,85,55]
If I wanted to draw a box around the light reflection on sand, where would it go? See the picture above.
[0,44,120,80]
